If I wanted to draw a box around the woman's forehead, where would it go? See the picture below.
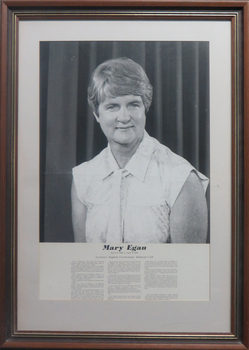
[100,95,143,105]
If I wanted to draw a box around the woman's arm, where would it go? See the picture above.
[170,171,208,243]
[71,180,87,242]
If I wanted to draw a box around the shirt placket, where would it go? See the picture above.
[106,169,125,243]
[120,170,129,242]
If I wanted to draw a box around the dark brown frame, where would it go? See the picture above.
[0,0,247,348]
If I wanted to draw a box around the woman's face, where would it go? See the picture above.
[94,95,146,148]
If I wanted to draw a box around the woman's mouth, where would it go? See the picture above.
[116,126,133,130]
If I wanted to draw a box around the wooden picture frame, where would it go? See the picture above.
[0,0,247,348]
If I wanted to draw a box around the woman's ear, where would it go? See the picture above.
[93,112,100,123]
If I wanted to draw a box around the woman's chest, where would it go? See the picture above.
[84,171,171,243]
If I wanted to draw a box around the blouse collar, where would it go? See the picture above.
[102,131,156,182]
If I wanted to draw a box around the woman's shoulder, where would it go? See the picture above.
[151,137,192,170]
[72,147,109,201]
[73,147,108,175]
[150,137,209,205]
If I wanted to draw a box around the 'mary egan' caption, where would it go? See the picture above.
[103,245,147,252]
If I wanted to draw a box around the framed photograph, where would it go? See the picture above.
[0,0,247,348]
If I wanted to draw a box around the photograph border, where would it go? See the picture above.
[0,1,247,349]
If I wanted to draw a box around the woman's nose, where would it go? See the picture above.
[117,107,130,123]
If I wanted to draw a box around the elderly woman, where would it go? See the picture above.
[71,57,209,244]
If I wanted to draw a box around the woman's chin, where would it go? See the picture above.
[113,130,136,145]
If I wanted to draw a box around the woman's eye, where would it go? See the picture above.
[107,105,119,111]
[128,103,140,109]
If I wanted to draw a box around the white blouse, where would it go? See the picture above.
[72,132,209,243]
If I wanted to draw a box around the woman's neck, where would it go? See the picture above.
[109,138,142,169]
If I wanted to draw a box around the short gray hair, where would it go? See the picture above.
[88,57,153,114]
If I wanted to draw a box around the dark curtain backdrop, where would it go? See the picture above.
[40,41,209,242]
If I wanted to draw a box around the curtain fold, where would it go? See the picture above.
[86,42,97,160]
[176,42,183,156]
[154,42,163,142]
[194,42,200,169]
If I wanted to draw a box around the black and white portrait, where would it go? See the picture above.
[40,41,210,244]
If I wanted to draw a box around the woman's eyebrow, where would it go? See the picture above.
[128,99,143,105]
[103,102,119,107]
